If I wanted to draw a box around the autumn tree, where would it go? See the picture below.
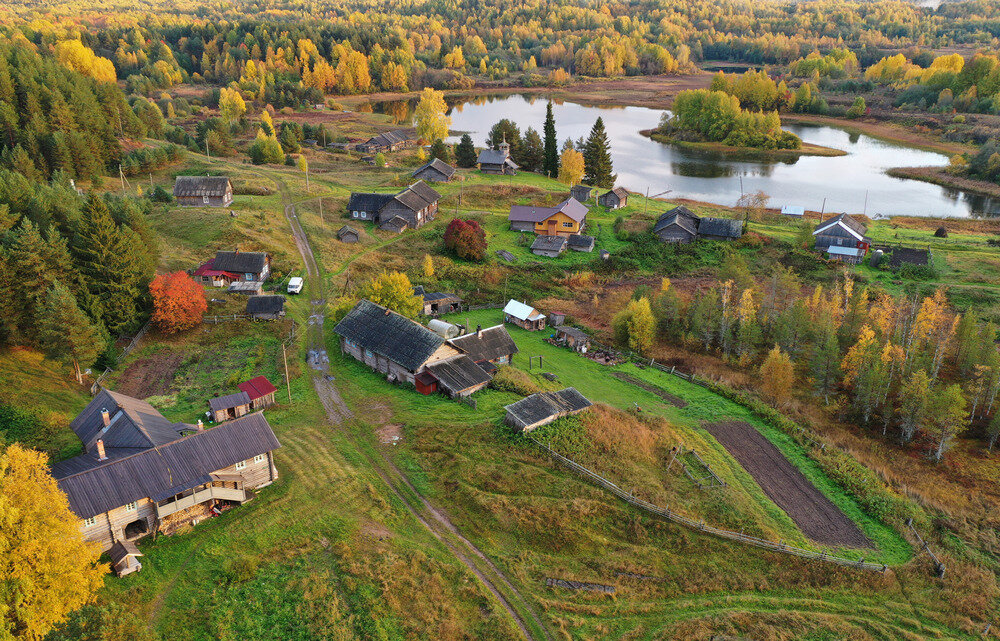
[149,271,207,333]
[297,154,309,191]
[612,297,655,353]
[422,254,434,279]
[218,87,246,124]
[357,271,422,318]
[583,117,616,188]
[898,369,931,444]
[760,344,794,406]
[558,148,584,185]
[0,444,106,640]
[37,282,106,384]
[811,312,841,403]
[414,88,450,143]
[929,383,968,462]
[443,219,487,261]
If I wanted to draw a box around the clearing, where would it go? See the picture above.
[703,420,871,549]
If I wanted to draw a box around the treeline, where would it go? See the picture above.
[661,89,802,150]
[617,259,999,460]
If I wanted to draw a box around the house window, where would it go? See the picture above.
[364,349,374,359]
[497,355,508,364]
[360,211,367,219]
[124,502,137,512]
[203,196,210,204]
[352,211,359,218]
[562,222,573,228]
[235,460,247,470]
[254,454,266,463]
[245,273,254,280]
[83,517,96,527]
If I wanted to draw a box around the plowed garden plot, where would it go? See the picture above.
[704,420,871,549]
[114,352,184,398]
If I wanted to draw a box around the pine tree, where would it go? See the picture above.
[811,312,840,404]
[543,101,558,177]
[583,117,616,188]
[520,128,544,173]
[37,281,106,383]
[430,138,451,163]
[454,133,477,168]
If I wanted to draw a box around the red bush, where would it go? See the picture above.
[443,218,487,261]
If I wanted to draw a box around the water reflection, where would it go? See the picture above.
[370,94,999,217]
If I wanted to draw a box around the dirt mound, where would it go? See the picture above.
[610,371,687,408]
[114,352,184,398]
[704,420,871,549]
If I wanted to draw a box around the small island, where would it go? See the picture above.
[648,89,846,159]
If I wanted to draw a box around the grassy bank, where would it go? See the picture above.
[887,166,1000,199]
[645,130,846,159]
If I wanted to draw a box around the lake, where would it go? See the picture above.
[373,94,1000,218]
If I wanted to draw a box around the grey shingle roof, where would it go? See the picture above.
[504,388,592,430]
[447,325,518,362]
[412,158,456,179]
[365,130,413,147]
[379,215,410,232]
[334,300,444,371]
[478,148,519,168]
[394,181,440,211]
[71,389,187,453]
[426,356,491,394]
[531,235,568,253]
[246,295,285,315]
[557,326,590,342]
[213,251,267,274]
[337,225,359,239]
[173,176,231,197]
[814,213,868,238]
[209,391,252,413]
[52,412,280,519]
[654,206,700,234]
[347,192,394,213]
[567,234,595,250]
[698,217,743,238]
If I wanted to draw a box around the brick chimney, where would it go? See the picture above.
[476,324,482,339]
[197,419,204,431]
[96,439,107,461]
[101,407,110,427]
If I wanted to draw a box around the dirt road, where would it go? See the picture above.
[277,184,550,640]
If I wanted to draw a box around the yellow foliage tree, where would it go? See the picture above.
[612,297,655,353]
[357,271,423,318]
[219,87,246,123]
[55,40,116,83]
[759,344,794,405]
[0,444,105,639]
[557,148,584,185]
[413,88,450,143]
[422,254,434,279]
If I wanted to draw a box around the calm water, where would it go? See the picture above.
[373,94,1000,218]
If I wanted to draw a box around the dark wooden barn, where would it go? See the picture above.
[412,158,456,182]
[598,187,629,210]
[173,176,234,207]
[246,295,286,320]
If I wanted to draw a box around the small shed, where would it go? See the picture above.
[421,292,463,316]
[379,216,410,234]
[531,234,568,257]
[109,540,143,577]
[549,312,566,326]
[570,185,594,202]
[567,234,595,252]
[698,217,744,241]
[504,299,546,331]
[781,205,805,217]
[503,388,593,432]
[208,391,252,423]
[598,187,629,210]
[238,376,278,411]
[600,249,610,260]
[412,158,456,182]
[653,206,700,244]
[415,370,439,395]
[246,295,286,320]
[426,355,492,398]
[173,176,233,207]
[228,281,263,295]
[555,326,591,353]
[338,225,360,243]
[826,245,865,264]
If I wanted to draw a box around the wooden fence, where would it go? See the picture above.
[528,436,888,573]
[203,313,250,324]
[90,320,152,394]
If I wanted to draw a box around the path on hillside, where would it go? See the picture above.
[275,179,550,641]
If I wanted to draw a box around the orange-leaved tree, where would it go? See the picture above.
[149,271,207,333]
[0,444,106,640]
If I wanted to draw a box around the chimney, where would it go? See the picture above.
[476,324,482,339]
[197,419,204,431]
[101,408,110,427]
[96,439,107,461]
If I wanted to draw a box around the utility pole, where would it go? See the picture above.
[282,343,292,404]
[319,196,324,223]
[206,138,210,160]
[862,189,868,217]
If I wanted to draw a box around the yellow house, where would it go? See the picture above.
[508,197,589,238]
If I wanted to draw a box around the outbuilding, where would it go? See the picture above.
[420,291,463,316]
[698,217,744,241]
[504,388,593,432]
[338,225,360,243]
[238,376,278,411]
[173,176,233,207]
[567,234,595,252]
[653,206,700,244]
[598,187,629,210]
[246,295,286,320]
[209,391,252,423]
[570,185,594,202]
[531,234,568,257]
[555,326,591,353]
[477,141,519,175]
[412,158,456,182]
[503,299,546,331]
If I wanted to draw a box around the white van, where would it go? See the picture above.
[287,277,304,294]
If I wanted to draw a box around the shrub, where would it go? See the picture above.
[443,218,487,261]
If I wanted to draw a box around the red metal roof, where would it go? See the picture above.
[238,376,278,400]
[193,258,239,279]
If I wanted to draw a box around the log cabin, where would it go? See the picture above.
[347,181,440,231]
[813,213,870,263]
[173,176,233,207]
[51,390,280,574]
[570,185,594,202]
[194,250,270,287]
[598,187,629,210]
[411,158,456,182]
[477,141,519,175]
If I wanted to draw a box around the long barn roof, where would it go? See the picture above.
[334,299,444,371]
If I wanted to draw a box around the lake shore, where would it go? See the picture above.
[642,130,847,159]
[781,114,972,157]
[886,166,1000,199]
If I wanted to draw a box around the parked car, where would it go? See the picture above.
[287,276,304,294]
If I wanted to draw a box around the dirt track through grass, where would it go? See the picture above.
[704,420,872,549]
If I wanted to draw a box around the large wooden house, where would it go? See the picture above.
[194,250,270,287]
[508,197,588,238]
[334,300,492,398]
[477,141,519,175]
[51,390,280,573]
[813,214,870,263]
[347,181,441,232]
[652,207,742,243]
[173,176,233,207]
[356,130,416,153]
[411,158,456,182]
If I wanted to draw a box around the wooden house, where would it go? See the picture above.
[356,130,415,153]
[194,250,270,287]
[477,141,519,175]
[412,158,456,182]
[509,197,588,237]
[337,225,360,243]
[503,388,592,432]
[420,291,463,316]
[813,214,870,262]
[598,187,629,210]
[208,391,251,422]
[503,299,546,331]
[347,181,440,231]
[238,376,278,411]
[653,206,700,244]
[173,176,233,207]
[698,217,744,241]
[570,185,594,202]
[447,325,518,369]
[334,300,491,398]
[531,234,567,257]
[555,326,591,353]
[567,234,595,252]
[246,295,286,320]
[51,390,280,569]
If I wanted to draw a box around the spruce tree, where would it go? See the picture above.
[543,101,558,177]
[454,133,477,168]
[38,281,106,383]
[521,128,544,173]
[583,117,616,188]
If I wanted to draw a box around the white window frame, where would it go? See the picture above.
[562,221,573,228]
[235,460,247,470]
[253,454,266,463]
[84,516,97,527]
[203,195,210,204]
[124,502,137,512]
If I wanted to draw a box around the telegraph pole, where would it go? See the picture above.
[282,343,292,404]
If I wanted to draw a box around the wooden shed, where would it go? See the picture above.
[503,388,593,432]
[412,158,456,182]
[570,185,594,202]
[598,187,629,210]
[209,391,252,423]
[504,300,546,331]
[173,176,233,207]
[246,295,286,320]
[653,206,699,244]
[238,376,278,411]
[555,326,591,353]
[338,225,360,243]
